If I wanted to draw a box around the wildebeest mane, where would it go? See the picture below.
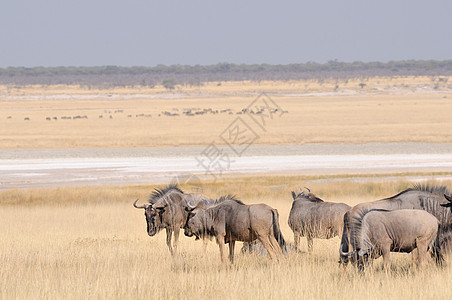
[148,184,184,203]
[386,183,450,200]
[215,194,244,205]
[384,184,452,229]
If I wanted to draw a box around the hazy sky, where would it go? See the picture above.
[1,0,451,67]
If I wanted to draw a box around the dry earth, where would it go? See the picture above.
[1,77,452,149]
[1,143,452,189]
[1,77,452,188]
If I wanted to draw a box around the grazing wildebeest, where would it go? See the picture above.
[441,194,452,209]
[133,184,211,255]
[440,194,452,252]
[340,184,452,267]
[288,187,351,253]
[184,196,286,263]
[340,209,443,271]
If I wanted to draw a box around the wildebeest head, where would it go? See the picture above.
[340,242,371,271]
[339,248,358,266]
[291,187,323,202]
[339,209,375,270]
[133,199,164,236]
[441,194,452,209]
[184,200,207,239]
[356,249,371,272]
[291,187,309,200]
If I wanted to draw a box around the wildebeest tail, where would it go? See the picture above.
[431,224,445,266]
[339,211,350,265]
[272,209,287,254]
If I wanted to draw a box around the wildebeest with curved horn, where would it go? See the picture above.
[440,193,452,252]
[441,194,452,209]
[288,187,351,253]
[340,208,443,271]
[184,195,286,263]
[340,184,452,267]
[133,184,211,255]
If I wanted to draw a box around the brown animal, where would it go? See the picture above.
[340,209,443,271]
[288,187,351,252]
[184,196,286,263]
[133,184,211,255]
[340,184,452,267]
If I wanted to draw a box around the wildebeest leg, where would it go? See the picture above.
[294,231,301,253]
[307,235,313,253]
[269,235,283,258]
[166,228,173,255]
[216,234,227,263]
[258,236,277,260]
[229,241,236,263]
[411,248,419,270]
[172,228,180,255]
[415,238,429,270]
[382,246,391,272]
[202,238,208,255]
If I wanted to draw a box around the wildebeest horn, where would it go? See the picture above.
[340,248,355,257]
[187,199,196,209]
[441,194,452,208]
[299,188,303,195]
[304,187,311,193]
[133,199,148,209]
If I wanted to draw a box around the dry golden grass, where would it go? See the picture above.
[3,173,450,206]
[1,177,452,299]
[1,76,451,148]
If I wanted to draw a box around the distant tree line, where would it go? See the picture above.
[0,60,451,88]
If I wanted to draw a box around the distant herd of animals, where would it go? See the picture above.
[7,106,287,121]
[133,183,452,271]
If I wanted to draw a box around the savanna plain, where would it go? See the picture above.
[1,77,452,299]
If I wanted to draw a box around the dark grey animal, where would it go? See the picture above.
[442,194,452,209]
[133,184,211,255]
[288,187,351,252]
[184,196,286,263]
[340,184,452,267]
[341,209,443,271]
[186,195,243,253]
[440,194,452,252]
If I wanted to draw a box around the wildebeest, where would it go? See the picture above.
[133,184,211,255]
[184,196,286,263]
[185,195,248,253]
[340,209,443,271]
[440,194,452,252]
[340,184,452,266]
[441,194,452,209]
[288,187,351,252]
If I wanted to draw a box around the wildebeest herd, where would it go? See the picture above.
[133,183,452,272]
